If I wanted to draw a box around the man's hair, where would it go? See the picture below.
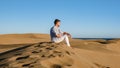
[54,19,60,25]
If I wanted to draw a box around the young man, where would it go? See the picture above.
[50,19,71,47]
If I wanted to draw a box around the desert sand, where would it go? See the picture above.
[0,34,120,68]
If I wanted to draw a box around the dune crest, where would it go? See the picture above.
[0,42,111,68]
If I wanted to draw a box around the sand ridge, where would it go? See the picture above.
[0,42,113,68]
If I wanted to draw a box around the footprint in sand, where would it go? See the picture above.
[32,51,39,53]
[16,55,29,60]
[46,47,53,50]
[65,51,71,55]
[22,63,30,67]
[52,64,62,68]
[53,51,62,53]
[48,54,56,58]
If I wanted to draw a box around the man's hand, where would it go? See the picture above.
[63,32,67,35]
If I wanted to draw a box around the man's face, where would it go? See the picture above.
[56,22,60,27]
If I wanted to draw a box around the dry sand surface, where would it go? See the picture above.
[0,34,120,68]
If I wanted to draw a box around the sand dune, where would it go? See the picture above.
[0,34,50,45]
[0,42,112,68]
[0,34,120,68]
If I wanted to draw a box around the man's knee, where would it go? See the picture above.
[64,35,69,39]
[63,34,68,37]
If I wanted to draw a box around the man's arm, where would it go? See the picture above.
[56,34,61,38]
[53,27,62,38]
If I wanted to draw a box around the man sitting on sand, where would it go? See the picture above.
[50,19,71,47]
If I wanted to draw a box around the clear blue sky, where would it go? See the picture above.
[0,0,120,38]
